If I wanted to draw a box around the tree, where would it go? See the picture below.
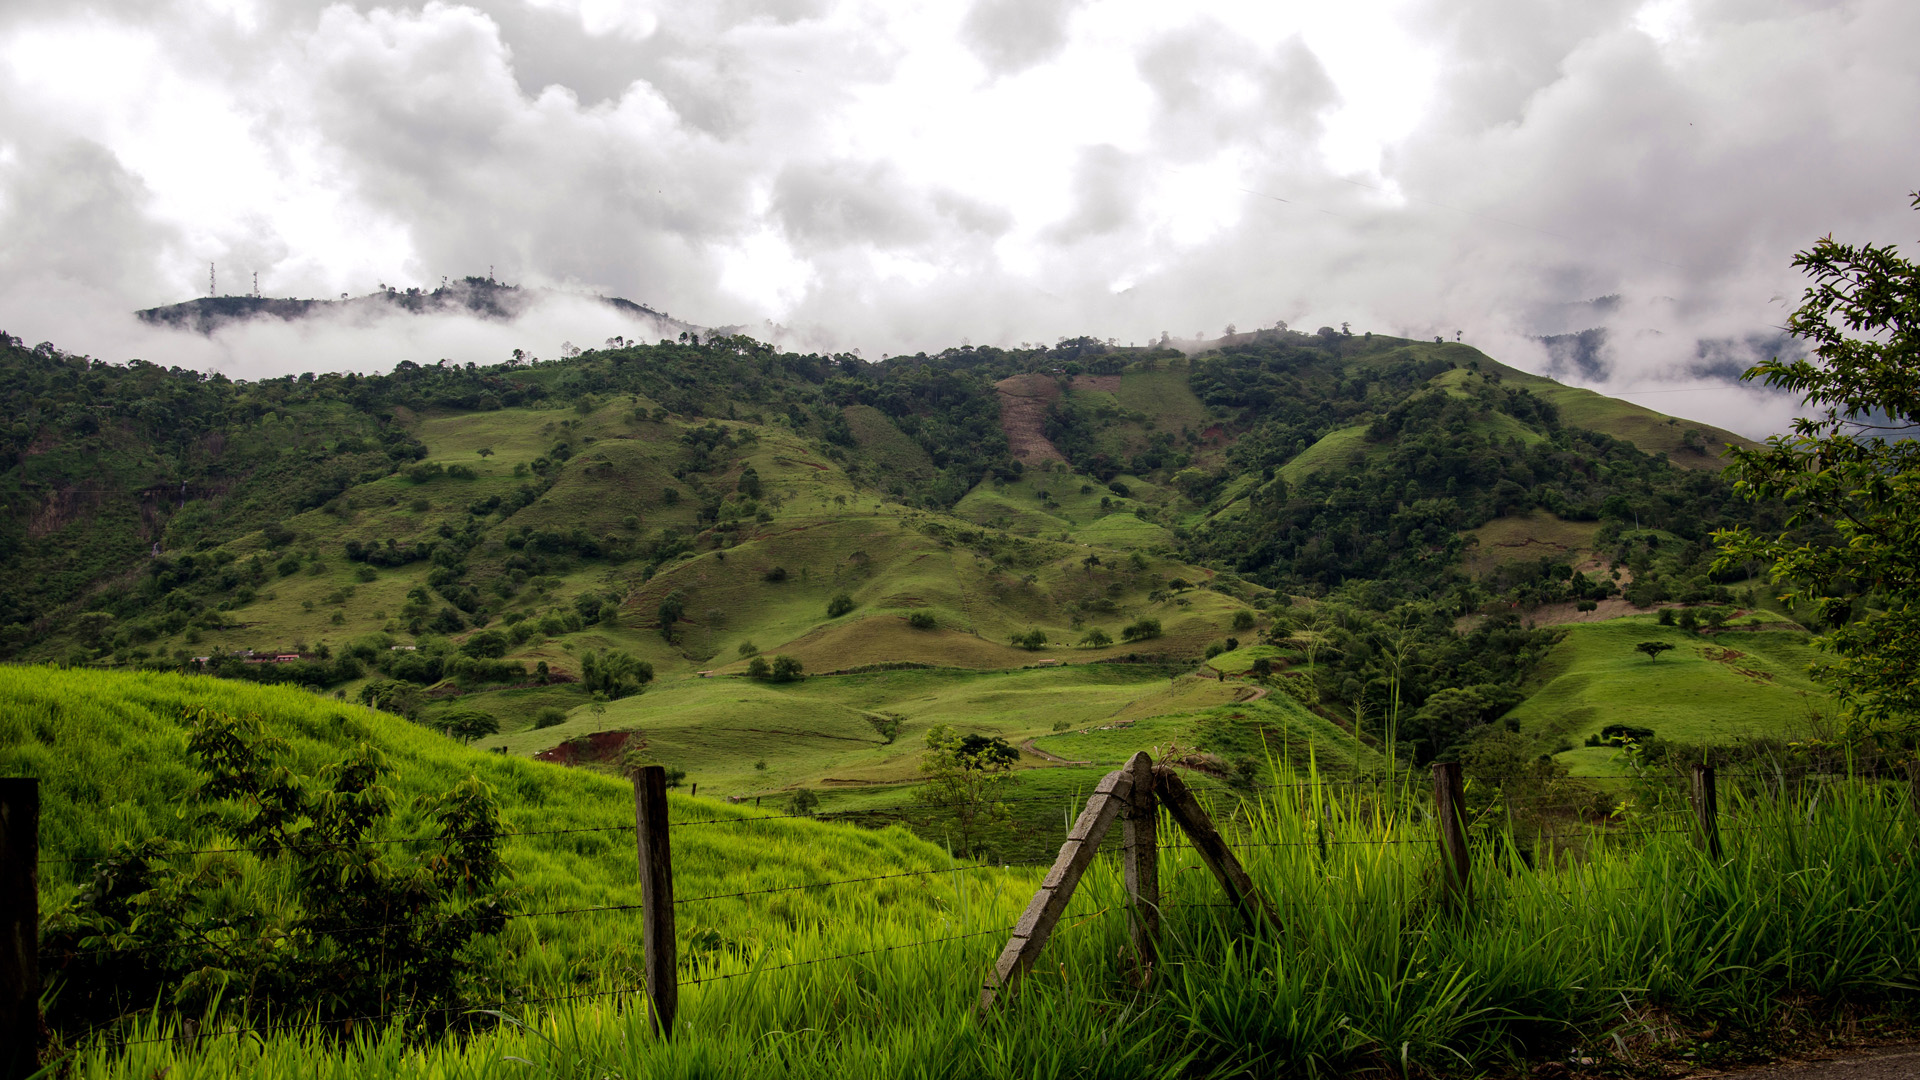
[1120,617,1162,643]
[459,630,508,659]
[73,610,114,648]
[789,788,820,815]
[1714,195,1920,732]
[443,709,500,743]
[746,656,771,680]
[914,725,1016,858]
[1634,641,1676,662]
[657,590,686,642]
[1078,627,1112,648]
[826,592,855,618]
[582,649,653,698]
[770,654,804,682]
[1012,627,1047,650]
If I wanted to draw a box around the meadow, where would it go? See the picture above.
[20,668,1919,1080]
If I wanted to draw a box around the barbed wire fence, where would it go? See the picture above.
[3,748,1917,1069]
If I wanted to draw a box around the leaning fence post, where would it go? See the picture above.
[1432,762,1470,908]
[1,778,40,1080]
[1690,763,1722,859]
[1121,752,1159,975]
[633,765,677,1038]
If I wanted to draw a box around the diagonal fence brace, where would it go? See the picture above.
[977,761,1134,1011]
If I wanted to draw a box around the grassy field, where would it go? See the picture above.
[1462,509,1604,577]
[1502,618,1829,773]
[1278,424,1373,484]
[32,669,1918,1079]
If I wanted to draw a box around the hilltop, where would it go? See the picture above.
[0,320,1817,794]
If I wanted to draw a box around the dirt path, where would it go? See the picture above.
[1020,738,1091,765]
[1698,1045,1920,1078]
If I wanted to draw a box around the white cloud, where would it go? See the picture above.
[0,0,1916,438]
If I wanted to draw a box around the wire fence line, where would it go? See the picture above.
[22,757,1917,1058]
[91,919,1027,1051]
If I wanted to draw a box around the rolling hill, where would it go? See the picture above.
[0,316,1825,801]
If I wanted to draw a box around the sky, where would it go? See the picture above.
[1,0,1917,437]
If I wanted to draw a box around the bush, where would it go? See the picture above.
[770,655,803,682]
[746,656,770,680]
[826,593,855,618]
[789,788,820,816]
[460,630,509,659]
[763,566,788,583]
[907,611,937,630]
[1231,610,1257,632]
[581,649,653,698]
[1012,628,1047,651]
[737,640,759,657]
[532,706,567,730]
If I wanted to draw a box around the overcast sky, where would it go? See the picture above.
[2,0,1917,435]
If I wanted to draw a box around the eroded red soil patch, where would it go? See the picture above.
[535,729,640,766]
[993,373,1066,463]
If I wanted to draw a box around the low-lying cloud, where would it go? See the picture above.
[1,0,1916,438]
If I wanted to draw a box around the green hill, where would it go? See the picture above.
[2,666,1038,992]
[0,322,1820,795]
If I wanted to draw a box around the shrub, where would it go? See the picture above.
[460,630,509,659]
[826,593,855,618]
[1012,628,1047,651]
[1204,642,1225,660]
[737,640,759,657]
[764,566,789,583]
[770,655,803,682]
[532,706,568,730]
[789,788,820,815]
[746,656,770,680]
[1231,610,1257,632]
[907,611,937,630]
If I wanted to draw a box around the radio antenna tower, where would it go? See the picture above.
[252,271,259,297]
[209,262,216,297]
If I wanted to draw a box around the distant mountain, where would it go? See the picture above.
[135,275,711,339]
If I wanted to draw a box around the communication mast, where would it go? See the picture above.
[209,262,216,297]
[252,271,260,298]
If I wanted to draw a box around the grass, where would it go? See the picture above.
[1462,509,1603,577]
[3,666,1041,997]
[47,689,1920,1078]
[1279,424,1373,484]
[1503,618,1829,770]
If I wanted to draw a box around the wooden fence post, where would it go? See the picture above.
[1432,762,1470,908]
[1,778,40,1080]
[633,765,677,1038]
[1152,767,1282,933]
[1691,763,1722,859]
[979,764,1135,1011]
[1121,752,1158,974]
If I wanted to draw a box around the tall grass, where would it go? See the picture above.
[58,752,1920,1079]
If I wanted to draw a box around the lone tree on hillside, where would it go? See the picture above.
[1635,641,1676,662]
[915,725,1017,858]
[1714,192,1920,733]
